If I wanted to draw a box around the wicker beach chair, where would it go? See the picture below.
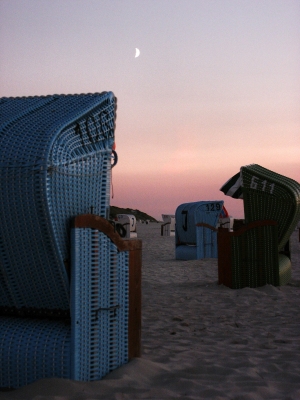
[218,164,300,289]
[117,214,138,238]
[161,214,175,236]
[0,93,141,388]
[175,201,224,260]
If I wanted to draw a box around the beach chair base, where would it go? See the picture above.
[218,220,291,289]
[175,245,197,260]
[0,317,71,388]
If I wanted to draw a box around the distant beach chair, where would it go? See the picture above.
[217,216,234,231]
[218,164,300,289]
[117,214,138,238]
[0,94,142,388]
[175,201,224,259]
[161,214,175,236]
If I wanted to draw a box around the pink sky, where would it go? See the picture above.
[1,0,299,220]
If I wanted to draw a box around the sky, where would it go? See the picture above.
[0,0,299,220]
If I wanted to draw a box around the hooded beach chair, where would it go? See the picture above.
[161,214,175,236]
[0,93,141,388]
[117,214,138,238]
[218,164,300,289]
[175,201,224,260]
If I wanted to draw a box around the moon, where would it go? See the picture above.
[135,48,140,58]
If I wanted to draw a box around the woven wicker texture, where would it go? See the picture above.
[0,316,71,388]
[230,223,280,289]
[195,201,223,258]
[241,164,300,250]
[0,93,116,312]
[175,201,223,259]
[71,227,129,381]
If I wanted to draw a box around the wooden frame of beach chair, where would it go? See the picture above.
[0,93,141,389]
[218,164,300,289]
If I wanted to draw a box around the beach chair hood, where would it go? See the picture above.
[0,92,117,312]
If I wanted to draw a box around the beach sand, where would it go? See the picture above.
[1,224,300,400]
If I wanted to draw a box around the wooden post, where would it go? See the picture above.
[217,227,232,288]
[125,241,142,358]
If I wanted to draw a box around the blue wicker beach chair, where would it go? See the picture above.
[0,93,141,388]
[175,201,224,260]
[218,164,300,288]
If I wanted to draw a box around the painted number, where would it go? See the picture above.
[250,176,275,194]
[205,203,221,212]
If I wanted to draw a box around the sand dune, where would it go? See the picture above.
[1,223,300,399]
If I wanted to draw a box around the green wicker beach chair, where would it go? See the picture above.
[218,164,300,289]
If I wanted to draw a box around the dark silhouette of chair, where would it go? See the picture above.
[218,164,300,289]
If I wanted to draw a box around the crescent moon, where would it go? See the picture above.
[135,48,140,58]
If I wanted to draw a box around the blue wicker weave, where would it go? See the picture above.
[0,93,135,388]
[195,201,223,258]
[0,92,116,312]
[71,227,129,381]
[175,201,224,260]
[0,316,71,388]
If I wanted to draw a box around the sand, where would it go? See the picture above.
[1,223,300,400]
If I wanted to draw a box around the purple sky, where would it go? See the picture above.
[1,0,299,220]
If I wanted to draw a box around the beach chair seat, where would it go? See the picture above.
[161,214,175,236]
[175,201,223,260]
[218,164,300,289]
[0,94,142,388]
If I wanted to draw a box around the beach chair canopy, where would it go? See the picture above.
[220,164,300,247]
[0,92,116,314]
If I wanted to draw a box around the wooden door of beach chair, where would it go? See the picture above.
[0,93,141,388]
[218,164,300,289]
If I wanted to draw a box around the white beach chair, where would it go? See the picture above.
[117,214,138,238]
[217,217,234,231]
[161,214,175,236]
